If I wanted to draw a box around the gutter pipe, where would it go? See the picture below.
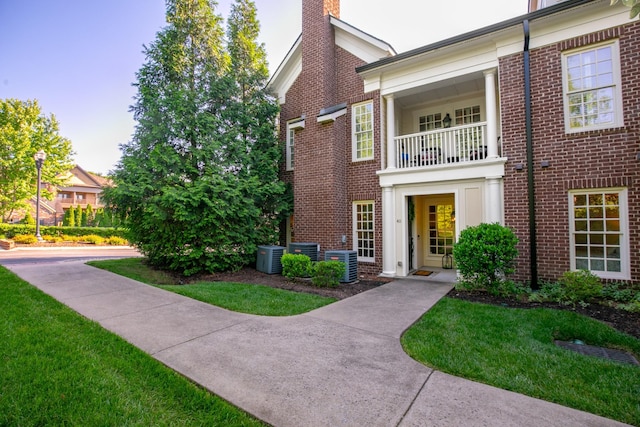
[523,19,538,289]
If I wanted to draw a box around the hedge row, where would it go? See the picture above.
[0,224,127,239]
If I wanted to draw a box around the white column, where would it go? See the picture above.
[385,95,396,170]
[381,185,396,277]
[484,69,498,159]
[486,176,502,224]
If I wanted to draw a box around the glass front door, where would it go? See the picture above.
[422,195,455,267]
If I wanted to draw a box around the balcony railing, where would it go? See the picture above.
[394,123,497,169]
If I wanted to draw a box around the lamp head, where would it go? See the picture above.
[34,150,46,168]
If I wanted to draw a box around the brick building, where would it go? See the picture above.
[269,0,639,284]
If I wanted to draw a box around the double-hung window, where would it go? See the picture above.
[352,101,374,161]
[562,41,623,132]
[569,189,629,279]
[285,120,297,171]
[353,201,375,262]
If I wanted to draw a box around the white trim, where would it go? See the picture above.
[286,120,303,171]
[267,37,302,105]
[352,101,375,162]
[353,200,376,263]
[317,108,346,124]
[561,40,624,134]
[568,187,630,280]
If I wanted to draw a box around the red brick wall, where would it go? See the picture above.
[500,20,640,284]
[278,0,384,276]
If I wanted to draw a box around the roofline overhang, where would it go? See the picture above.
[356,0,595,74]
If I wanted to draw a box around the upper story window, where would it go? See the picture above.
[562,41,623,133]
[352,101,374,161]
[286,123,295,171]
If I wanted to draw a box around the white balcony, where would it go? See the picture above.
[394,123,499,170]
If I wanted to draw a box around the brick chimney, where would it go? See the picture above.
[293,0,348,254]
[301,0,339,109]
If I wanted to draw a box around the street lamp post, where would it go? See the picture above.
[34,150,46,242]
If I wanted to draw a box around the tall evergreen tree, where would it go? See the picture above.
[65,206,75,227]
[85,204,94,227]
[104,0,286,275]
[225,0,287,246]
[75,205,82,227]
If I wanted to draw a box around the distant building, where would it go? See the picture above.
[11,165,110,226]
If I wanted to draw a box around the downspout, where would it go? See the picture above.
[523,19,538,289]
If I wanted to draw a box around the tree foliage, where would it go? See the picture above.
[104,0,287,275]
[0,99,74,222]
[611,0,640,19]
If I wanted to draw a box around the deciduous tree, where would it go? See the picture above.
[0,99,74,222]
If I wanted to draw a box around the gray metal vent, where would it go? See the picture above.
[289,242,319,261]
[256,245,285,274]
[325,250,358,283]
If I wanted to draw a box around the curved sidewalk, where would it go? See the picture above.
[5,260,629,427]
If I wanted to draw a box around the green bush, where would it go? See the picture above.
[452,223,518,296]
[12,234,38,244]
[105,236,128,246]
[0,224,127,240]
[82,234,105,245]
[21,212,36,225]
[42,235,63,243]
[311,261,346,288]
[558,270,602,305]
[281,253,312,279]
[528,281,564,303]
[601,282,638,303]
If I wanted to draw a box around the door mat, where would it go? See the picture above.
[413,270,433,276]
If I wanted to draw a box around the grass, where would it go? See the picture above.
[87,258,336,316]
[402,297,640,426]
[0,266,264,426]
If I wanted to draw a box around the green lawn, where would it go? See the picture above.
[402,297,640,426]
[0,266,263,426]
[88,258,336,316]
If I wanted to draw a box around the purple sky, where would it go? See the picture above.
[0,0,527,175]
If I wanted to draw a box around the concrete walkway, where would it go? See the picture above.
[4,259,629,427]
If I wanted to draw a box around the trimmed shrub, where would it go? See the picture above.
[12,234,38,244]
[453,222,518,296]
[311,261,346,288]
[558,270,602,305]
[21,212,36,225]
[82,234,105,245]
[281,253,312,279]
[42,235,63,243]
[105,236,128,246]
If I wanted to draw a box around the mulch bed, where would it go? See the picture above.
[190,267,392,300]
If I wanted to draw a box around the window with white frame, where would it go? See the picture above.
[562,41,623,132]
[454,105,481,125]
[286,121,296,171]
[419,113,443,132]
[353,201,375,262]
[352,101,374,161]
[569,188,629,279]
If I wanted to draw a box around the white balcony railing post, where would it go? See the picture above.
[393,122,489,169]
